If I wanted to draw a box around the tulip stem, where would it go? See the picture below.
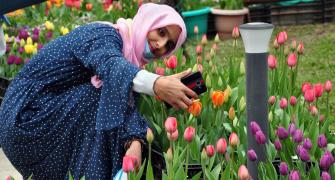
[230,147,234,179]
[326,92,329,118]
[185,144,189,180]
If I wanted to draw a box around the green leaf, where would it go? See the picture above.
[211,163,222,180]
[327,143,335,152]
[136,159,147,180]
[221,163,230,180]
[68,171,73,180]
[152,122,162,135]
[257,162,267,180]
[162,172,169,180]
[175,165,186,179]
[27,174,33,180]
[205,168,216,180]
[80,176,85,180]
[265,161,278,180]
[223,123,232,132]
[191,171,202,180]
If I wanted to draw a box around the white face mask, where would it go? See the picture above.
[0,26,5,56]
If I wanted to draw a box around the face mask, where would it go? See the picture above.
[142,39,156,61]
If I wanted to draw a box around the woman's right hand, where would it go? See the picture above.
[153,69,198,110]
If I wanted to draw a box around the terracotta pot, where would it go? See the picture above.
[211,7,249,40]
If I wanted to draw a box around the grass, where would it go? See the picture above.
[185,22,335,131]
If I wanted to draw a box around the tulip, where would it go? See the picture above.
[122,155,137,173]
[228,107,235,121]
[164,117,177,134]
[201,148,208,162]
[86,3,93,11]
[194,25,199,35]
[239,97,246,112]
[214,33,220,43]
[188,100,202,117]
[18,28,29,40]
[321,172,331,180]
[319,115,325,123]
[303,138,312,150]
[212,43,218,51]
[167,129,178,142]
[287,53,297,67]
[301,82,312,94]
[216,138,227,154]
[240,62,245,75]
[273,38,279,49]
[288,123,296,136]
[211,90,225,108]
[309,105,318,116]
[314,83,324,98]
[279,162,289,176]
[229,132,239,147]
[165,55,177,69]
[247,149,257,161]
[297,42,304,54]
[289,170,300,180]
[324,80,332,92]
[14,56,22,65]
[277,32,286,45]
[205,74,211,88]
[250,121,261,135]
[293,129,303,143]
[18,46,24,54]
[46,31,53,40]
[268,55,277,69]
[201,34,207,45]
[268,95,276,105]
[298,147,310,162]
[166,148,173,163]
[45,21,55,31]
[155,67,165,76]
[280,98,288,109]
[296,145,303,155]
[238,165,250,180]
[304,89,315,103]
[184,126,195,143]
[7,55,15,65]
[6,176,13,180]
[232,26,239,39]
[276,127,289,140]
[196,45,202,55]
[268,111,273,122]
[320,151,334,171]
[290,96,297,106]
[60,26,70,35]
[318,134,327,148]
[32,34,39,42]
[205,145,215,157]
[291,39,297,51]
[255,131,266,144]
[274,140,282,150]
[146,128,154,144]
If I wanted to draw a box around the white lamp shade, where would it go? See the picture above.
[239,22,274,53]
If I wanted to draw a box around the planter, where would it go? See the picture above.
[211,7,249,40]
[182,7,211,38]
[0,77,11,106]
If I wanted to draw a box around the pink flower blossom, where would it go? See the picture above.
[304,89,315,103]
[165,55,178,69]
[216,138,227,154]
[280,98,288,109]
[164,117,177,133]
[155,67,165,76]
[287,53,297,67]
[324,80,332,93]
[205,145,215,157]
[184,126,195,143]
[268,55,277,69]
[314,83,324,98]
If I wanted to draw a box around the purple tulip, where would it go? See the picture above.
[288,123,296,136]
[18,28,29,40]
[274,140,282,151]
[303,138,312,150]
[37,43,43,50]
[6,44,11,53]
[320,151,334,171]
[321,171,331,180]
[277,127,289,140]
[247,149,257,161]
[279,162,288,176]
[18,46,24,54]
[296,145,303,155]
[7,55,16,64]
[33,27,40,36]
[289,170,300,180]
[255,130,266,144]
[14,56,22,65]
[14,36,21,43]
[293,129,303,143]
[46,31,53,40]
[250,121,261,135]
[318,134,327,148]
[32,34,39,42]
[298,147,310,162]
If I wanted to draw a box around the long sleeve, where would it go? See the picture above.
[132,70,160,96]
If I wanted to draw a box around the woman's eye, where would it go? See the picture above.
[158,28,166,37]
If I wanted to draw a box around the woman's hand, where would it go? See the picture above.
[153,69,198,110]
[125,141,142,170]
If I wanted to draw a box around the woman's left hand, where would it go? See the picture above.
[125,140,142,170]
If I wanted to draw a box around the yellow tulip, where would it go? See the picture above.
[20,39,25,47]
[4,34,9,42]
[45,21,54,31]
[26,37,33,45]
[24,44,34,54]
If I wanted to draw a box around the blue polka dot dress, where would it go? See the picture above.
[0,23,148,179]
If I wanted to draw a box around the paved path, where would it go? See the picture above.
[0,148,22,180]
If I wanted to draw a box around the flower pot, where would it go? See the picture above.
[182,7,211,38]
[0,77,11,105]
[211,7,249,40]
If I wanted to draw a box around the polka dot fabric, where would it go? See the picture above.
[0,23,148,179]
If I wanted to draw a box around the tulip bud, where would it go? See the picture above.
[273,39,279,49]
[239,97,246,112]
[274,140,282,151]
[164,117,177,134]
[318,134,327,148]
[324,80,332,93]
[167,130,178,142]
[279,162,289,176]
[303,138,312,150]
[277,32,286,45]
[314,83,324,98]
[211,90,224,108]
[218,77,223,87]
[146,128,154,144]
[293,129,303,143]
[196,45,202,55]
[319,115,325,123]
[280,98,288,109]
[166,148,173,163]
[194,25,199,35]
[165,55,178,69]
[268,55,277,69]
[250,121,261,135]
[86,3,93,11]
[247,149,257,161]
[229,132,239,148]
[232,26,239,39]
[321,172,331,180]
[298,147,310,162]
[291,39,297,51]
[276,127,289,140]
[201,148,208,162]
[228,107,235,121]
[214,33,220,43]
[201,34,207,45]
[205,74,211,88]
[301,82,312,94]
[320,151,334,171]
[238,165,250,180]
[290,96,297,106]
[268,111,273,122]
[216,138,227,154]
[255,131,266,144]
[289,170,300,180]
[309,105,318,116]
[304,89,315,103]
[122,155,136,173]
[155,67,165,76]
[205,145,215,157]
[5,176,14,180]
[297,42,304,54]
[268,96,276,105]
[184,126,195,143]
[240,61,245,75]
[288,123,296,136]
[287,53,297,67]
[20,39,25,47]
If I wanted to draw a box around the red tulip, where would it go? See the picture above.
[314,83,324,98]
[167,130,178,142]
[297,42,304,54]
[287,53,297,67]
[232,26,240,39]
[205,145,215,157]
[301,82,312,94]
[164,117,177,133]
[290,96,297,106]
[238,165,250,180]
[324,80,332,92]
[280,98,288,109]
[304,89,315,103]
[229,132,239,148]
[268,55,277,69]
[184,126,195,143]
[216,138,227,154]
[155,67,165,76]
[165,55,178,69]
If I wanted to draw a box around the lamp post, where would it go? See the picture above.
[239,22,274,180]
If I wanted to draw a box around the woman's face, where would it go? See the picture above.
[146,25,181,57]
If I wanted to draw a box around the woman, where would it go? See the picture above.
[0,3,196,179]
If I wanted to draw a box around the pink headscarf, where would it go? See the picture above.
[91,3,187,88]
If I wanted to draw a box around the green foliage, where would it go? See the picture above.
[181,0,216,11]
[219,0,244,10]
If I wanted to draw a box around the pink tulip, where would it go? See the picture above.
[277,32,286,45]
[165,55,177,69]
[287,53,297,67]
[184,126,195,143]
[229,132,239,147]
[309,106,318,116]
[232,26,239,38]
[304,89,315,103]
[268,55,277,69]
[268,95,276,105]
[314,83,324,98]
[212,43,217,50]
[205,145,215,157]
[238,165,250,180]
[201,34,207,45]
[197,64,203,73]
[196,45,202,55]
[319,115,325,123]
[164,117,177,133]
[297,42,304,54]
[273,39,279,49]
[301,82,312,94]
[122,155,138,173]
[6,176,13,180]
[280,98,288,109]
[324,80,332,92]
[167,129,178,141]
[291,39,297,51]
[290,96,297,106]
[194,25,199,34]
[216,138,227,154]
[155,67,165,76]
[283,31,288,41]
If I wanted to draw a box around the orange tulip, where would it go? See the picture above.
[212,90,225,108]
[86,3,93,11]
[188,100,202,116]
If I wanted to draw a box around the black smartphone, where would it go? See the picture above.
[165,71,207,108]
